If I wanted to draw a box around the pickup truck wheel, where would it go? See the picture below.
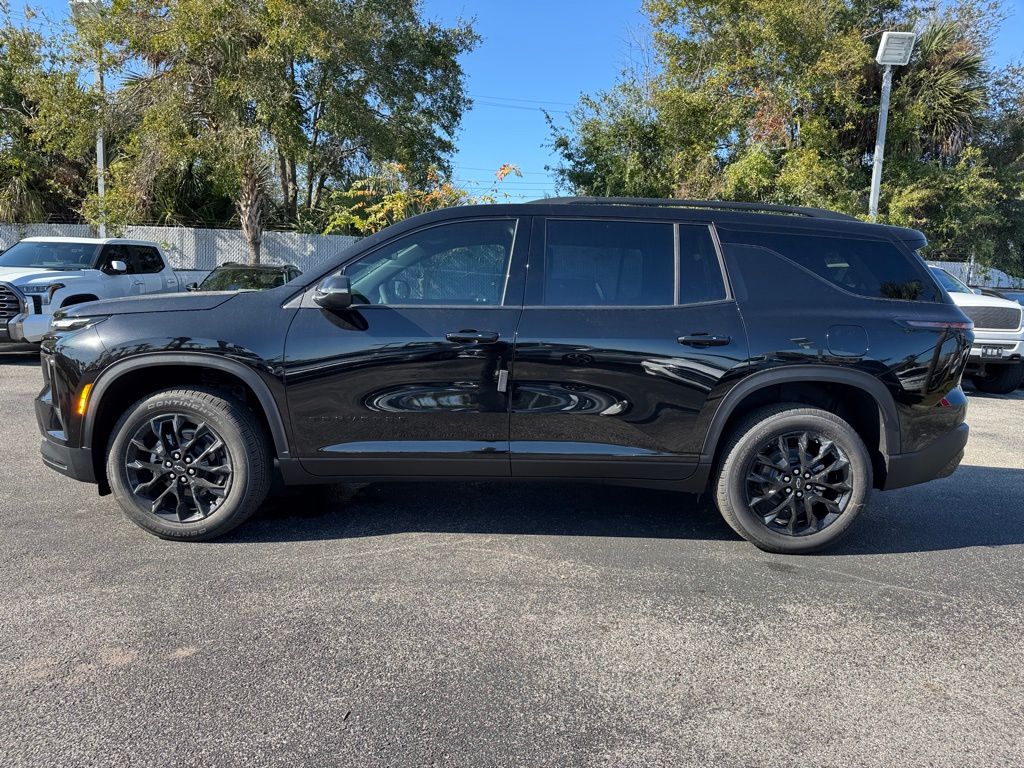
[714,404,872,554]
[106,387,270,541]
[970,361,1024,395]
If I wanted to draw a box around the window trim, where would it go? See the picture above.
[526,217,731,309]
[333,216,522,310]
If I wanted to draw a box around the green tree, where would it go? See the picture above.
[0,9,96,223]
[80,0,477,262]
[549,0,1022,268]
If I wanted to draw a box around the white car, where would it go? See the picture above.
[930,265,1024,393]
[0,237,184,344]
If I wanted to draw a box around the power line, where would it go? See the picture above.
[470,93,576,108]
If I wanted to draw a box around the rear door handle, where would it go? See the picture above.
[446,330,500,344]
[678,334,732,348]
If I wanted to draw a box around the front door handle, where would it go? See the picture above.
[446,329,500,344]
[678,334,732,348]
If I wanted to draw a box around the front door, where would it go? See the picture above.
[99,245,146,296]
[284,216,528,478]
[510,217,749,481]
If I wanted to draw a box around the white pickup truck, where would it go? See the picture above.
[0,237,185,344]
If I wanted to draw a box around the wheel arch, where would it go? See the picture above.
[83,354,290,491]
[702,365,900,467]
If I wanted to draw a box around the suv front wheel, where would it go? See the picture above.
[714,405,872,554]
[106,387,271,541]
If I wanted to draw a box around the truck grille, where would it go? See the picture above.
[962,305,1022,331]
[0,282,25,321]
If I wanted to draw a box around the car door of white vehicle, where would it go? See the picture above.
[99,245,145,296]
[129,245,176,294]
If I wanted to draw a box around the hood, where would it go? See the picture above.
[945,290,1022,311]
[0,266,98,285]
[60,291,238,317]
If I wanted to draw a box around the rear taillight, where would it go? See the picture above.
[901,319,973,330]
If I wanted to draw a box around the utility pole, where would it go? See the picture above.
[70,0,106,237]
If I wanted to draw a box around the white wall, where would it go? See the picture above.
[0,224,360,277]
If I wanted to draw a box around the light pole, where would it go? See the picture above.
[868,31,916,221]
[69,0,106,237]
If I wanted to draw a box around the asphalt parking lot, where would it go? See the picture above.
[2,350,1023,767]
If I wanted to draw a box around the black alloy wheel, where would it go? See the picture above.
[743,431,853,536]
[124,414,233,522]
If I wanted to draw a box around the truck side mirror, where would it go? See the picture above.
[313,274,353,310]
[106,260,128,274]
[186,282,199,292]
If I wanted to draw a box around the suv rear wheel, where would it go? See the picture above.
[106,387,271,541]
[714,404,872,554]
[970,361,1024,395]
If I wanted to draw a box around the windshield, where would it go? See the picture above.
[199,268,289,291]
[930,266,972,294]
[0,241,99,270]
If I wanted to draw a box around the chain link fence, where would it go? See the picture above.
[0,223,360,280]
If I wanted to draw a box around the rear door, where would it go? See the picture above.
[131,245,177,293]
[509,216,749,481]
[284,215,529,478]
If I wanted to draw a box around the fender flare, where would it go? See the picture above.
[82,352,290,457]
[700,365,901,460]
[61,294,100,307]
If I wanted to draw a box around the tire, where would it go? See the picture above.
[971,362,1024,395]
[714,404,873,554]
[106,387,271,541]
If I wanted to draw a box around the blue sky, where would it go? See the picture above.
[13,0,1024,200]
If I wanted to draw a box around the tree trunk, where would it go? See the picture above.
[238,166,264,265]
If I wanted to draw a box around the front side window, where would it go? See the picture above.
[345,219,516,306]
[540,219,675,306]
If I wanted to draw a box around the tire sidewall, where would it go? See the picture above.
[722,411,872,554]
[107,392,256,540]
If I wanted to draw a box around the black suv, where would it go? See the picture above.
[35,198,972,553]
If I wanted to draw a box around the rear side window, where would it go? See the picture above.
[132,246,165,274]
[718,228,937,302]
[541,219,674,306]
[679,224,727,304]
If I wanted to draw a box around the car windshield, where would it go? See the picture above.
[930,266,972,294]
[0,241,99,270]
[199,268,289,291]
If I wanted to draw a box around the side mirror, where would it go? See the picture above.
[314,274,353,310]
[107,259,128,274]
[186,282,199,292]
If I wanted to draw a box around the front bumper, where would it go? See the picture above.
[883,423,969,490]
[967,333,1024,364]
[39,436,97,484]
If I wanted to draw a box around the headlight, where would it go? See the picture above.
[22,283,65,305]
[50,316,105,332]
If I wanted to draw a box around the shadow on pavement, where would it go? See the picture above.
[0,349,40,367]
[223,481,737,545]
[218,464,1024,556]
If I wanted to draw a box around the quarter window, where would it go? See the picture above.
[718,228,937,302]
[541,219,674,306]
[345,219,516,306]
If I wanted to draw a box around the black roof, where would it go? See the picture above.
[533,196,859,221]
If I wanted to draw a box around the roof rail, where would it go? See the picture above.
[529,196,859,221]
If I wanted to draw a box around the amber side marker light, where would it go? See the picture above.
[77,383,93,416]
